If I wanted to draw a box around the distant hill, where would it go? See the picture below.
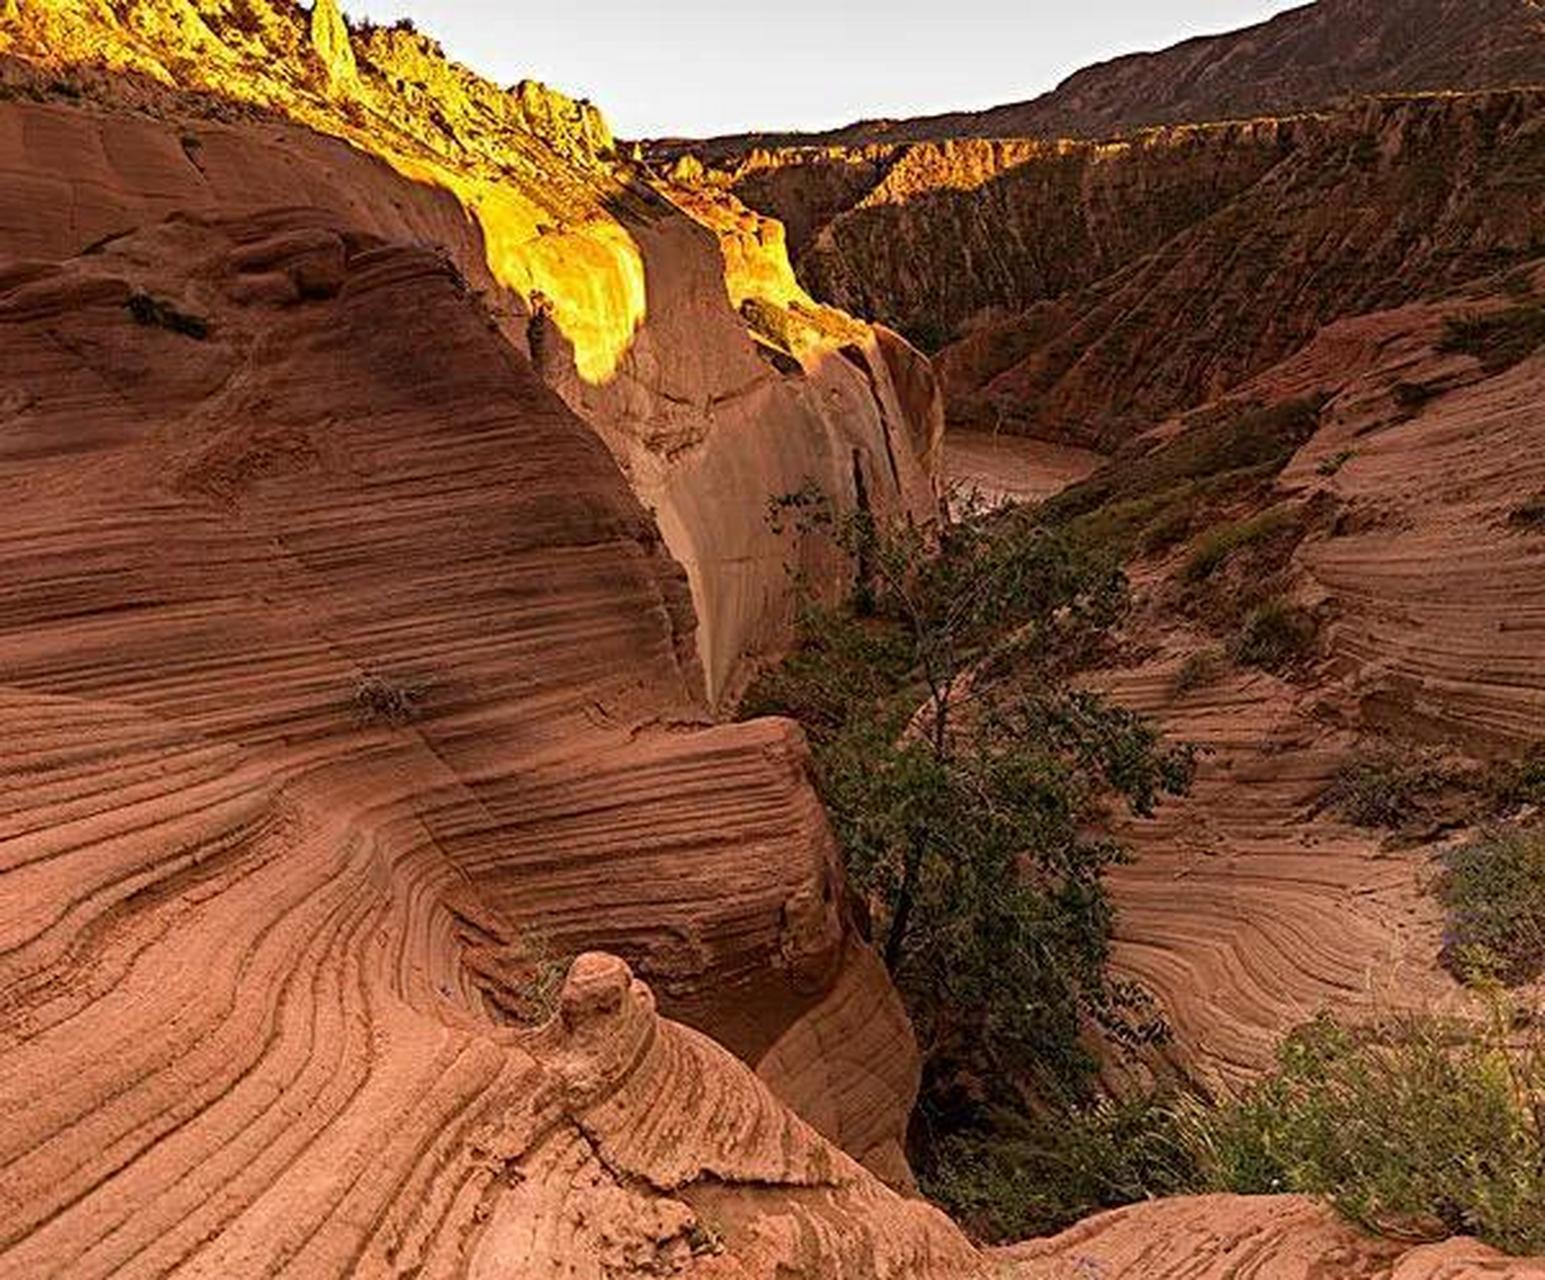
[650,0,1545,158]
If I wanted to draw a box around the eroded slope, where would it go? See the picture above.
[0,207,972,1277]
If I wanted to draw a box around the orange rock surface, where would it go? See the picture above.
[1000,1195,1545,1278]
[0,198,972,1275]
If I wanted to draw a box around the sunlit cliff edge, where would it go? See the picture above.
[0,0,944,702]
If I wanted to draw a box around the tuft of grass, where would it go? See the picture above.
[1316,449,1357,477]
[1174,648,1227,696]
[1181,505,1300,583]
[508,927,568,1023]
[126,290,209,340]
[1438,304,1545,373]
[922,1095,1203,1244]
[1230,598,1316,672]
[1439,829,1545,985]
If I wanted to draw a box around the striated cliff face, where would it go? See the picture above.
[0,2,958,1273]
[0,193,965,1276]
[0,0,942,703]
[694,89,1545,448]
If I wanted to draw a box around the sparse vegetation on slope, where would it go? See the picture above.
[1439,304,1545,373]
[1328,746,1464,833]
[1191,1009,1545,1256]
[1439,829,1545,984]
[1043,395,1327,559]
[1230,598,1318,672]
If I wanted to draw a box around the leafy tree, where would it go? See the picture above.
[746,488,1194,1117]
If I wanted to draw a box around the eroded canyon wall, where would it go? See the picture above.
[0,1,957,1271]
[694,89,1545,448]
[0,0,942,702]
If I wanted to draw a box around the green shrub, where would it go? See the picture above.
[1230,598,1316,672]
[1138,504,1193,556]
[753,488,1192,1192]
[1439,829,1545,984]
[1181,505,1299,582]
[1174,648,1227,696]
[506,927,569,1023]
[1438,304,1545,373]
[1328,747,1459,831]
[1487,745,1545,811]
[922,1095,1203,1243]
[1192,1012,1545,1255]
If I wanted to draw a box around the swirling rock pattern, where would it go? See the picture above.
[1022,285,1545,1087]
[0,208,957,1275]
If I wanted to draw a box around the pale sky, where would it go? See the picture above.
[346,1,1307,140]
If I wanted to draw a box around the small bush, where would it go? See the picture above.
[1392,381,1436,414]
[1181,505,1299,582]
[508,927,568,1023]
[922,1095,1203,1243]
[1508,494,1545,532]
[1230,598,1316,672]
[126,291,209,340]
[1487,745,1545,811]
[1138,504,1193,556]
[1328,747,1461,831]
[1439,829,1545,984]
[1316,448,1357,477]
[352,674,423,726]
[1193,1011,1545,1254]
[1438,304,1545,373]
[1174,648,1227,696]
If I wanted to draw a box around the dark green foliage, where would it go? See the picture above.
[1174,649,1226,696]
[1230,598,1317,672]
[923,1094,1203,1243]
[1316,448,1357,477]
[1193,1012,1545,1256]
[1438,304,1545,373]
[1181,505,1299,582]
[1328,746,1461,832]
[1137,504,1193,556]
[126,290,210,340]
[1487,745,1545,811]
[1439,830,1545,985]
[751,490,1193,1147]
